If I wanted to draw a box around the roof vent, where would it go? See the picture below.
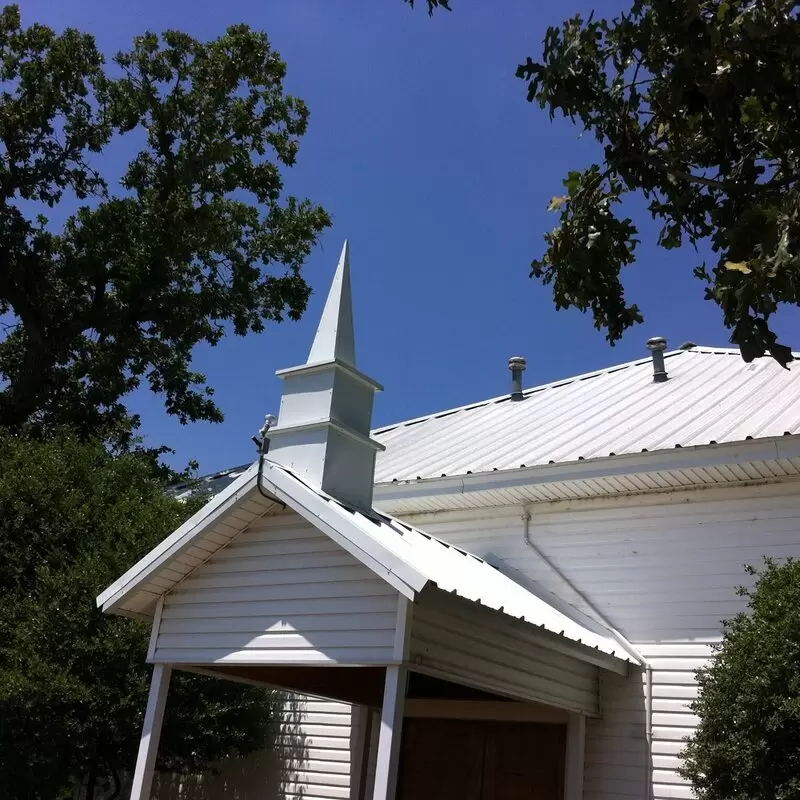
[646,337,668,383]
[680,341,697,350]
[508,356,527,400]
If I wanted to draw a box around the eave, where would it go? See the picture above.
[373,434,800,515]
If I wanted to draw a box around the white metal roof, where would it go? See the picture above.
[372,347,800,483]
[180,347,800,501]
[100,460,632,670]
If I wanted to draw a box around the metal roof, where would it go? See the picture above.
[372,347,800,483]
[173,346,800,501]
[102,461,632,670]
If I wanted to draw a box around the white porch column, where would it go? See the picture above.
[371,665,407,800]
[564,712,586,800]
[350,704,373,800]
[130,664,172,800]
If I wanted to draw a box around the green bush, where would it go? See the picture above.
[0,431,280,800]
[681,559,800,800]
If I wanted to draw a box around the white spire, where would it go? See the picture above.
[307,240,356,367]
[266,239,384,512]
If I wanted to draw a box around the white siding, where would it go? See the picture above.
[406,484,800,800]
[155,514,399,665]
[410,597,600,716]
[584,669,647,800]
[278,696,360,800]
[152,693,358,800]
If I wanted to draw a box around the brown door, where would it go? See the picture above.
[396,718,485,800]
[396,718,565,800]
[482,722,565,800]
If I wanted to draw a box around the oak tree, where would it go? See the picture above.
[0,5,330,444]
[414,0,800,365]
[0,431,282,800]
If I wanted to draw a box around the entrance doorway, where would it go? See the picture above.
[396,717,566,799]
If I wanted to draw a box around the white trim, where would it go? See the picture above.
[96,461,427,616]
[372,665,406,800]
[97,463,261,612]
[564,713,586,800]
[350,705,373,800]
[373,435,800,505]
[129,664,171,800]
[399,475,800,524]
[267,416,386,452]
[260,464,425,598]
[277,356,384,392]
[403,699,568,722]
[393,597,412,662]
[146,596,164,662]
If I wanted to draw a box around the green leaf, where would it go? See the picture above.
[0,7,330,443]
[0,431,283,797]
[512,0,800,364]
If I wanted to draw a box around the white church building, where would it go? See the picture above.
[98,242,800,800]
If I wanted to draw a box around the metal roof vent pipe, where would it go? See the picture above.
[509,356,527,400]
[647,337,669,383]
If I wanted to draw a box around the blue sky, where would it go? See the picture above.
[23,0,798,474]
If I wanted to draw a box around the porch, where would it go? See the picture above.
[133,576,630,800]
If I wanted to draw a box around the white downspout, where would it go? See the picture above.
[521,510,653,800]
[645,663,653,800]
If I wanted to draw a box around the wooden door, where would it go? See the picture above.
[482,722,565,800]
[396,718,485,800]
[395,718,565,800]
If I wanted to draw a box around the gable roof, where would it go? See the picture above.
[178,347,800,502]
[373,346,800,483]
[98,460,634,670]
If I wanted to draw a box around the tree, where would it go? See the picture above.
[0,431,282,800]
[680,559,800,799]
[0,5,330,444]
[414,0,799,366]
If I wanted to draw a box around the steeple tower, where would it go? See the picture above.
[266,241,385,511]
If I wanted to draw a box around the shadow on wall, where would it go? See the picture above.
[153,693,309,800]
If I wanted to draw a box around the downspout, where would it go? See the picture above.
[645,663,653,800]
[521,509,653,800]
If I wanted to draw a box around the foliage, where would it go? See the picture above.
[0,5,330,445]
[680,559,800,799]
[0,431,281,800]
[514,0,800,366]
[404,0,451,12]
[415,0,800,364]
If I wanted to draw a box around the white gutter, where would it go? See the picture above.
[373,435,800,505]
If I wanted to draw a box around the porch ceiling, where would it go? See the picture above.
[202,665,513,707]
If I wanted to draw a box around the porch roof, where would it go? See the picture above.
[98,459,634,670]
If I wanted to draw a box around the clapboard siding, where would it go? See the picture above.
[407,484,800,800]
[278,696,358,800]
[155,515,399,665]
[584,669,647,800]
[154,693,358,800]
[410,599,600,716]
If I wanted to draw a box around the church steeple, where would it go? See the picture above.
[307,240,356,366]
[266,241,385,511]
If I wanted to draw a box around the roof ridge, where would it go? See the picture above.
[372,348,693,436]
[189,345,768,483]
